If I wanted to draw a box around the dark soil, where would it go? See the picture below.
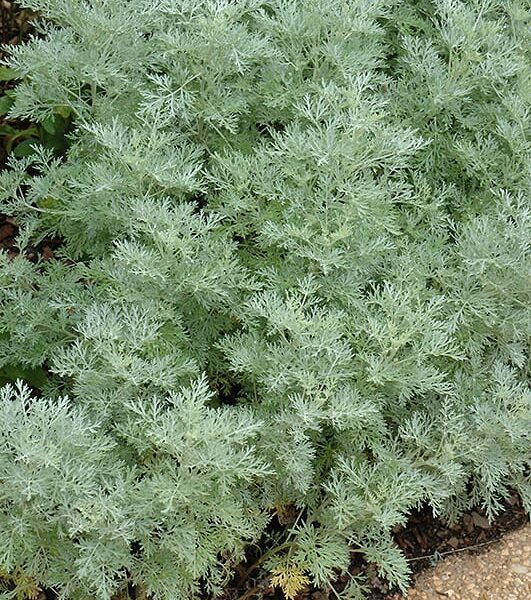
[368,490,527,599]
[0,211,62,261]
[0,1,36,53]
[0,2,37,168]
[217,492,528,600]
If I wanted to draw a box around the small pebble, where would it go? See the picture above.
[405,525,530,599]
[510,563,527,575]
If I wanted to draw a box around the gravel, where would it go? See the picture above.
[405,524,530,600]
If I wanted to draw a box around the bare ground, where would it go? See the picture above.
[404,523,530,600]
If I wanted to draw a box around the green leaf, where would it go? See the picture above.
[55,105,72,119]
[0,123,16,136]
[42,115,57,134]
[39,113,71,154]
[0,94,14,116]
[12,138,41,158]
[37,197,60,209]
[0,365,48,389]
[5,126,39,153]
[0,66,19,81]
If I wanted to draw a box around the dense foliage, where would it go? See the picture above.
[0,1,529,598]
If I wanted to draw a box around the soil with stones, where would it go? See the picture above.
[220,492,528,600]
[404,523,530,600]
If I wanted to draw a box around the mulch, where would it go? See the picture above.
[0,0,36,54]
[370,491,527,599]
[0,212,61,261]
[217,492,528,600]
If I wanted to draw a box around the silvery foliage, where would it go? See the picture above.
[0,1,529,598]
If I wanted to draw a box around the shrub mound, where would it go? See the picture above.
[0,1,529,598]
